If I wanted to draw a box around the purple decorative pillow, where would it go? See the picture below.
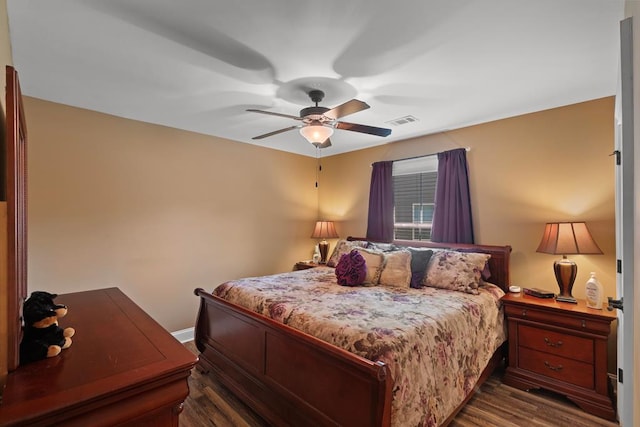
[327,239,369,267]
[335,250,367,286]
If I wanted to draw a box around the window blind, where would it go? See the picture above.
[392,156,438,241]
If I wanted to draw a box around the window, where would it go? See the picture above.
[392,156,438,241]
[412,203,434,223]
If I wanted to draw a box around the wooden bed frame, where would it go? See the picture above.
[194,239,512,426]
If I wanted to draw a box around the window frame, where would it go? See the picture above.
[391,156,438,242]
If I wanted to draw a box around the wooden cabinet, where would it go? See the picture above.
[502,293,616,420]
[0,288,198,426]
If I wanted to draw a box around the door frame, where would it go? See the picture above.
[616,15,636,427]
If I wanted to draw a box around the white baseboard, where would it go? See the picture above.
[172,327,194,343]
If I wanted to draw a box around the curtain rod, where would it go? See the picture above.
[371,147,470,166]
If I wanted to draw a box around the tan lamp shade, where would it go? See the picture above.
[536,222,603,303]
[536,222,603,255]
[311,221,339,264]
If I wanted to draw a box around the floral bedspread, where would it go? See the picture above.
[213,267,507,427]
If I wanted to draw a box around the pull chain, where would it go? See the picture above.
[315,146,322,188]
[315,146,322,219]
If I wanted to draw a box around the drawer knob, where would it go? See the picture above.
[544,361,564,372]
[581,320,586,328]
[522,309,527,317]
[544,337,563,348]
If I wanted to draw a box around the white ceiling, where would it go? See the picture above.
[7,0,624,157]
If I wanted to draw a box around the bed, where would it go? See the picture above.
[194,238,511,426]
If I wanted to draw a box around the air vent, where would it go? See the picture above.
[386,115,419,126]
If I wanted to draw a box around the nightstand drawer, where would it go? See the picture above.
[519,324,594,363]
[504,304,608,334]
[519,347,594,389]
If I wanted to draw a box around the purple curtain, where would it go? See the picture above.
[431,148,475,243]
[366,161,394,242]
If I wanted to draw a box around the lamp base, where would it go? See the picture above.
[553,256,577,302]
[318,240,329,264]
[555,295,578,304]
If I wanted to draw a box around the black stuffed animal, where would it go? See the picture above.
[26,291,70,319]
[20,291,75,364]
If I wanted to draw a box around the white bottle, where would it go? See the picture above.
[585,272,604,310]
[312,244,321,263]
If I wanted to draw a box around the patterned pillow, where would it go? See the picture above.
[352,247,385,285]
[378,250,412,288]
[407,248,434,288]
[327,239,369,267]
[457,248,492,280]
[335,250,367,286]
[423,250,491,295]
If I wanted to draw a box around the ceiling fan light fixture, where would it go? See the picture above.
[300,125,333,144]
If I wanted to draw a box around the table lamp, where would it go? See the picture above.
[311,221,339,264]
[536,222,603,303]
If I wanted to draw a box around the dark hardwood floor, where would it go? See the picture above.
[181,342,618,427]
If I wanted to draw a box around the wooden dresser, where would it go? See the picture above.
[502,292,616,420]
[0,288,197,426]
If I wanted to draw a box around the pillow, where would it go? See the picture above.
[378,250,412,288]
[352,247,385,285]
[367,242,398,252]
[422,247,490,281]
[407,248,434,288]
[423,250,491,295]
[457,248,492,280]
[327,239,368,267]
[335,250,367,286]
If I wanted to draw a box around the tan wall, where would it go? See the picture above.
[323,97,617,301]
[25,97,318,332]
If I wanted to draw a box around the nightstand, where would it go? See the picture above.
[502,292,616,420]
[293,261,321,271]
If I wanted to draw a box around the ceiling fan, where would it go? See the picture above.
[247,89,392,148]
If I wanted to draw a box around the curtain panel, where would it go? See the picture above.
[365,161,394,242]
[431,148,475,243]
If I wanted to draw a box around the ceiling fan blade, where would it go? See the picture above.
[323,99,369,119]
[335,121,392,137]
[312,138,332,149]
[247,109,302,121]
[252,125,300,140]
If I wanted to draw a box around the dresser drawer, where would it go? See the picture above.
[518,324,594,363]
[504,304,609,335]
[518,347,594,389]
